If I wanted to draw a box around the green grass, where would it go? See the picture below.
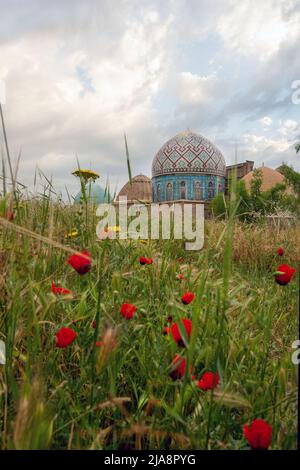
[0,198,298,450]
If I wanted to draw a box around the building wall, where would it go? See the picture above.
[152,174,226,202]
[225,160,254,194]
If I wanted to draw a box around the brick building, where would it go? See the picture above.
[225,160,254,194]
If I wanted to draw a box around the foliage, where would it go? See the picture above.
[212,165,300,219]
[212,180,252,221]
[279,164,300,198]
[0,196,298,450]
[211,192,227,218]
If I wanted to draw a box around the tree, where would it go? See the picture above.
[249,169,265,214]
[262,183,287,213]
[278,164,300,198]
[250,169,263,198]
[211,166,300,221]
[211,192,227,218]
[211,180,251,220]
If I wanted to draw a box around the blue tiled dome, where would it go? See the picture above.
[74,182,110,204]
[151,130,226,203]
[152,130,226,178]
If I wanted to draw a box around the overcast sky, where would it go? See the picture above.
[0,0,299,198]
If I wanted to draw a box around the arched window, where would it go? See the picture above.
[194,181,201,200]
[208,180,215,199]
[157,183,161,202]
[166,182,173,201]
[180,181,186,199]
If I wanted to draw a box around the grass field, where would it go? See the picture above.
[0,197,298,450]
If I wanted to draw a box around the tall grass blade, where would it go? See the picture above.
[124,133,132,185]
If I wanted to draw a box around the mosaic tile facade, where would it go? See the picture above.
[152,174,225,202]
[151,130,226,202]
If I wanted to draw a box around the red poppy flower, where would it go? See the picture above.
[171,318,192,347]
[181,291,195,305]
[197,371,219,391]
[55,327,77,348]
[139,256,153,265]
[177,274,184,280]
[5,211,15,221]
[277,247,284,256]
[68,250,92,275]
[51,282,72,296]
[167,315,173,323]
[95,341,102,347]
[243,419,272,450]
[163,326,171,336]
[275,264,295,285]
[170,354,193,380]
[120,303,136,319]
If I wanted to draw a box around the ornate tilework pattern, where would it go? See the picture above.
[152,130,226,178]
[152,174,225,202]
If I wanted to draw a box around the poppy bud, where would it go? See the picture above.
[163,326,171,336]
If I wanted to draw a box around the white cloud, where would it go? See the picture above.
[242,133,292,154]
[176,72,219,107]
[235,130,299,171]
[259,116,273,126]
[216,0,300,60]
[56,78,83,103]
[0,6,173,194]
[0,0,300,197]
[278,119,299,136]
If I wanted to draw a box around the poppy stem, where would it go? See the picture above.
[89,249,105,416]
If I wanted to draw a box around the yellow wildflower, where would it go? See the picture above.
[72,169,100,182]
[65,228,79,239]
